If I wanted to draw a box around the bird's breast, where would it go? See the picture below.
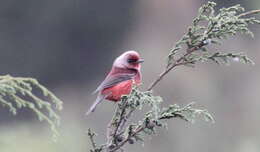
[102,80,134,102]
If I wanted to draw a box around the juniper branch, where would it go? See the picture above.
[0,75,63,139]
[148,6,260,91]
[147,43,204,91]
[87,2,260,152]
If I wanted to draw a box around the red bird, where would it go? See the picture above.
[86,51,144,115]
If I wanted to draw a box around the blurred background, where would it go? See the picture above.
[0,0,259,152]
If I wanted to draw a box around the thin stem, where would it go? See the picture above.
[147,62,182,91]
[238,10,260,18]
[109,126,145,152]
[112,103,127,142]
[147,46,199,91]
[88,128,98,151]
[118,108,135,134]
[106,107,120,146]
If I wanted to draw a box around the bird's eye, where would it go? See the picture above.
[127,58,138,63]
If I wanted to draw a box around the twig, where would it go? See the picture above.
[238,10,260,18]
[106,106,120,147]
[147,45,203,91]
[88,128,98,151]
[106,100,136,150]
[111,103,127,143]
[117,108,135,135]
[109,126,145,152]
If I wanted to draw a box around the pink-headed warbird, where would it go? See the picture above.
[86,51,143,115]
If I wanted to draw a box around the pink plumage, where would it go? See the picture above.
[86,51,143,115]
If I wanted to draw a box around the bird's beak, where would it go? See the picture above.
[137,59,144,63]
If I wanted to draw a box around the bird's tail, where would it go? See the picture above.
[86,94,106,115]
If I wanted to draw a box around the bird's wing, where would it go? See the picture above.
[93,73,136,94]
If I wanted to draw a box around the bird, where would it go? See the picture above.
[86,50,144,115]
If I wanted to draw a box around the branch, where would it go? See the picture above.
[238,10,260,17]
[147,42,204,91]
[109,126,145,152]
[106,95,140,150]
[87,2,260,152]
[0,75,63,139]
[88,128,104,152]
[148,8,260,91]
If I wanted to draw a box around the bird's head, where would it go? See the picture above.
[113,50,144,70]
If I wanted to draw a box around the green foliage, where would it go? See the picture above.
[120,88,214,140]
[88,1,260,152]
[167,1,259,68]
[89,87,214,152]
[159,102,214,123]
[198,52,254,65]
[0,75,63,139]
